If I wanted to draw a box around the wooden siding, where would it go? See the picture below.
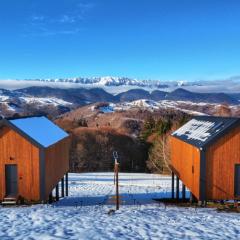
[170,136,200,199]
[44,137,70,199]
[205,126,240,200]
[0,126,40,201]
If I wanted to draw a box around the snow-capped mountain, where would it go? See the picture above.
[3,76,240,95]
[22,75,240,93]
[25,76,169,88]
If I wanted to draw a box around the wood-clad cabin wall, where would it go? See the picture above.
[205,126,240,200]
[0,126,40,201]
[44,137,70,199]
[170,136,200,199]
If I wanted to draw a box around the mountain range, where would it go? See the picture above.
[2,76,240,96]
[0,86,239,106]
[24,76,170,88]
[0,85,239,118]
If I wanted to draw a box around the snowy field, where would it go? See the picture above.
[0,173,240,240]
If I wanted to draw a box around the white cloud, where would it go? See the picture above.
[77,2,95,10]
[43,28,81,36]
[25,2,95,37]
[59,15,76,23]
[23,27,81,37]
[31,15,45,21]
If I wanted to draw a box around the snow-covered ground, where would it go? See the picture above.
[19,96,72,106]
[0,173,240,240]
[104,100,208,116]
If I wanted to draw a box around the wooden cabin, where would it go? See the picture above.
[170,116,240,201]
[0,116,70,204]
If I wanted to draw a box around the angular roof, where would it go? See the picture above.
[171,116,240,148]
[5,116,69,148]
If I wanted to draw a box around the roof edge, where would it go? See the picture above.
[6,114,47,121]
[45,135,70,149]
[2,119,45,149]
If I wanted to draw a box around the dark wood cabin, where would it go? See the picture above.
[170,116,240,201]
[0,116,70,203]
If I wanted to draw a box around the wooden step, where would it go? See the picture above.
[1,197,17,206]
[2,201,17,205]
[3,197,16,201]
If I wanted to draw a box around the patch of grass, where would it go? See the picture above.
[217,202,240,213]
[153,198,240,212]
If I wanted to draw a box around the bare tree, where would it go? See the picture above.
[147,135,171,174]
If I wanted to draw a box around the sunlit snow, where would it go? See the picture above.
[0,173,239,240]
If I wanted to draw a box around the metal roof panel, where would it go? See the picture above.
[171,116,240,148]
[9,116,68,148]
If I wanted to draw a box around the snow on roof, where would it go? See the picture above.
[9,116,68,147]
[173,119,215,142]
[172,116,240,148]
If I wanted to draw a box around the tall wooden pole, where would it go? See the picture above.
[113,151,119,210]
[114,166,116,185]
[115,162,119,210]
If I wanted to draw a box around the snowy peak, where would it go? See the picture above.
[26,76,169,88]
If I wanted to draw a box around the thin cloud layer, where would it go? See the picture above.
[25,1,95,36]
[1,76,240,94]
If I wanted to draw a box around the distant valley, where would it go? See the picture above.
[0,86,240,118]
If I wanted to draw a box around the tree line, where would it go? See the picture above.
[140,111,190,174]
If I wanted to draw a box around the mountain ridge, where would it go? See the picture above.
[0,86,239,118]
[24,76,170,88]
[12,87,240,105]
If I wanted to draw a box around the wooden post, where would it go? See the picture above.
[234,200,238,208]
[182,183,186,200]
[190,193,198,204]
[49,192,53,204]
[115,162,119,210]
[61,177,64,198]
[176,176,179,200]
[171,172,175,199]
[66,172,69,197]
[190,192,193,204]
[56,183,59,201]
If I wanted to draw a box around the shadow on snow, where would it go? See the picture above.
[54,191,189,207]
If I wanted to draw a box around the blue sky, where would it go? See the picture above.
[0,0,240,81]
